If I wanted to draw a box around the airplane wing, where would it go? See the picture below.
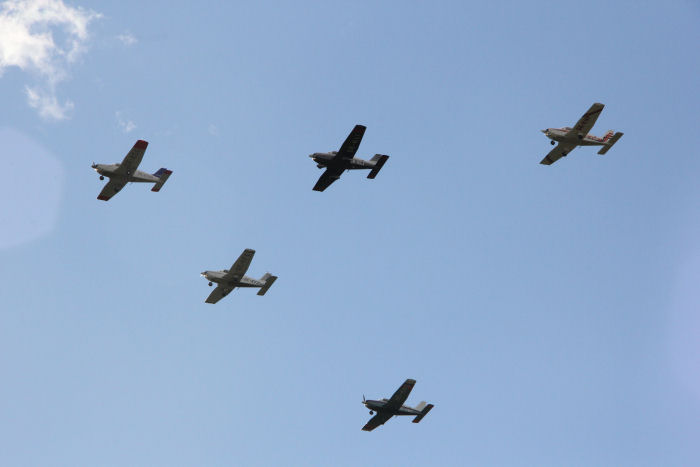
[571,103,604,136]
[384,379,416,411]
[114,140,148,176]
[312,166,344,192]
[540,142,576,165]
[223,249,255,281]
[362,412,393,432]
[205,284,234,304]
[336,125,366,160]
[96,178,128,201]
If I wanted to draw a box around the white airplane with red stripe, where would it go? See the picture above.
[540,103,623,165]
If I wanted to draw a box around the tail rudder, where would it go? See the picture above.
[412,403,434,423]
[151,168,172,192]
[602,130,614,142]
[414,401,427,411]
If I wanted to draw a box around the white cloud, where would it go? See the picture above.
[0,0,100,120]
[26,85,73,119]
[115,111,136,133]
[208,123,219,136]
[116,31,137,46]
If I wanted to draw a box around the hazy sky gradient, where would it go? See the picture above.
[1,1,699,465]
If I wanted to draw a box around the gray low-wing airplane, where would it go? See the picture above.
[540,103,623,165]
[309,124,389,192]
[361,379,434,432]
[201,249,277,304]
[92,140,172,201]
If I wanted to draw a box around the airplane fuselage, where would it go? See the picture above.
[542,128,610,146]
[93,163,161,183]
[309,152,375,170]
[200,270,264,288]
[363,399,422,417]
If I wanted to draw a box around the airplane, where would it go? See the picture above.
[92,140,172,201]
[309,124,389,192]
[201,249,277,304]
[540,103,623,165]
[361,379,434,432]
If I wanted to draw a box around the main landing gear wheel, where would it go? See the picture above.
[550,140,555,145]
[369,411,374,415]
[99,175,104,180]
[208,282,213,286]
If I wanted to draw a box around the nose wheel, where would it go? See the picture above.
[99,175,104,180]
[208,282,213,286]
[550,140,555,145]
[369,411,374,415]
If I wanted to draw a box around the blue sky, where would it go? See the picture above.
[1,1,699,465]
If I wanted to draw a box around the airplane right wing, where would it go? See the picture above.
[223,249,255,281]
[312,166,344,192]
[571,103,604,136]
[97,178,128,201]
[361,412,393,432]
[336,125,366,160]
[540,142,576,165]
[384,379,416,410]
[115,140,148,176]
[205,284,234,304]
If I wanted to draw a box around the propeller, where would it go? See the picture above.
[362,394,366,403]
[91,162,97,168]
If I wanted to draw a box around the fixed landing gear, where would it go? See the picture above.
[99,175,104,180]
[369,411,374,415]
[208,282,213,286]
[550,140,555,145]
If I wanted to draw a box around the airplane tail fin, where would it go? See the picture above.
[367,155,389,179]
[151,168,173,192]
[412,403,434,423]
[597,132,623,155]
[257,273,277,296]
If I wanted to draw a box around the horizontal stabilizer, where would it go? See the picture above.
[597,132,623,155]
[367,155,389,179]
[151,168,172,192]
[412,403,433,423]
[257,275,277,296]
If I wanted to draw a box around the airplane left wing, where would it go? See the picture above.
[205,284,234,304]
[336,125,366,160]
[223,249,255,281]
[540,142,576,165]
[384,379,416,411]
[97,178,128,201]
[312,167,344,192]
[571,103,604,136]
[115,140,148,176]
[362,412,393,432]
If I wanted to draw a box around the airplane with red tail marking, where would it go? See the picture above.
[92,140,172,201]
[540,103,623,165]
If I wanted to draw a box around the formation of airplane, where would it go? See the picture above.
[540,103,623,165]
[309,124,389,192]
[201,249,278,304]
[88,108,625,431]
[361,379,434,431]
[92,140,172,201]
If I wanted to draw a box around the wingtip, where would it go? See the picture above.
[96,195,109,201]
[134,139,148,149]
